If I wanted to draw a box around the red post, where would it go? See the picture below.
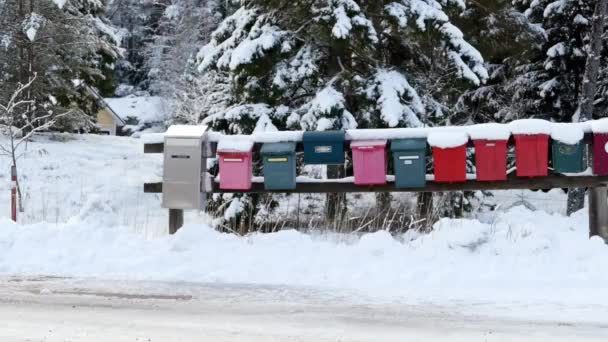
[10,165,16,222]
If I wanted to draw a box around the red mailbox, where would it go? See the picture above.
[428,131,468,183]
[351,140,387,185]
[513,134,549,177]
[432,145,467,183]
[468,124,510,182]
[593,133,608,176]
[474,140,508,181]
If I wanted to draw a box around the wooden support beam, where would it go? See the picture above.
[145,173,608,194]
[168,209,184,235]
[143,133,597,154]
[588,186,608,241]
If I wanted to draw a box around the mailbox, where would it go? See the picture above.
[217,139,254,190]
[261,142,297,190]
[552,141,585,173]
[513,134,549,177]
[351,140,387,185]
[303,131,345,164]
[593,133,608,175]
[162,125,208,210]
[473,140,508,181]
[428,131,468,183]
[391,138,427,188]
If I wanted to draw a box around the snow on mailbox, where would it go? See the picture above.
[591,119,608,176]
[468,124,510,181]
[217,137,254,190]
[303,131,345,164]
[551,123,585,174]
[510,119,550,178]
[162,125,208,210]
[351,140,387,185]
[428,130,468,183]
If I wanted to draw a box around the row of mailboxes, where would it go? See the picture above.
[162,126,608,209]
[216,133,608,191]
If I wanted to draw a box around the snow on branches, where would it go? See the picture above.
[385,0,488,85]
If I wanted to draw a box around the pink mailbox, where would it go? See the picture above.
[217,140,253,190]
[351,140,387,185]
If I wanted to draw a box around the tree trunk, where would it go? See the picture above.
[567,0,607,215]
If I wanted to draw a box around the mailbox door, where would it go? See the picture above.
[552,142,585,173]
[263,154,296,190]
[219,152,252,190]
[162,138,202,209]
[474,140,507,181]
[352,146,386,185]
[593,134,608,175]
[303,131,345,164]
[393,151,426,188]
[433,146,466,183]
[515,134,549,177]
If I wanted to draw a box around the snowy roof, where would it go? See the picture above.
[590,119,608,134]
[165,125,208,138]
[217,136,254,152]
[351,140,387,148]
[466,123,510,141]
[551,123,585,145]
[104,96,168,124]
[427,130,469,149]
[508,119,552,135]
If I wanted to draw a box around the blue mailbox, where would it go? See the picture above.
[303,131,345,164]
[261,142,297,190]
[391,138,427,188]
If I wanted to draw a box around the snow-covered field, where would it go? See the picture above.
[0,134,607,327]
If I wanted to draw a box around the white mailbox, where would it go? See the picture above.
[162,125,209,210]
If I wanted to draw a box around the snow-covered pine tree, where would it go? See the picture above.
[511,0,605,121]
[145,0,228,123]
[197,0,487,229]
[0,0,121,129]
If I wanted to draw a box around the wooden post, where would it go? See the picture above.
[169,209,184,235]
[588,186,608,240]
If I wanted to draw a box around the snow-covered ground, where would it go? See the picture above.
[0,134,607,328]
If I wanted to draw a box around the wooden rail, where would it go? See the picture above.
[144,173,608,194]
[143,133,597,154]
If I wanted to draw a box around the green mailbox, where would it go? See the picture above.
[552,141,585,173]
[391,138,427,188]
[261,142,297,190]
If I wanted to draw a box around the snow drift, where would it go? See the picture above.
[0,205,606,307]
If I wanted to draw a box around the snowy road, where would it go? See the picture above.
[0,277,606,342]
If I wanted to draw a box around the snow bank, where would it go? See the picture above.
[427,130,468,148]
[467,123,510,141]
[0,206,606,307]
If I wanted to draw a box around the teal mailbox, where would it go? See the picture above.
[552,141,585,173]
[261,142,297,190]
[303,131,345,164]
[391,138,427,188]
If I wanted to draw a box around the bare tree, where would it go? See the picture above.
[567,0,608,215]
[0,74,74,212]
